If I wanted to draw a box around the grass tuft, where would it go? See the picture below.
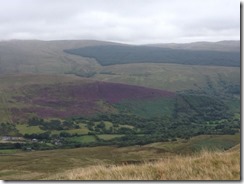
[46,144,240,180]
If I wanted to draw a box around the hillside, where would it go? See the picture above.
[0,40,240,181]
[64,44,240,67]
[92,63,240,92]
[9,80,174,121]
[2,76,234,123]
[0,40,118,74]
[0,72,239,150]
[0,134,240,180]
[47,144,240,180]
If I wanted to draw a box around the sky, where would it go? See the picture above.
[0,0,240,44]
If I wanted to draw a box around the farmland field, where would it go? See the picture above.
[66,135,97,143]
[97,134,124,140]
[16,124,45,134]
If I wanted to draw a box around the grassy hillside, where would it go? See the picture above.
[93,63,240,92]
[48,144,240,180]
[0,62,239,92]
[0,134,239,180]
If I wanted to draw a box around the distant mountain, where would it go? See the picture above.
[146,40,240,52]
[0,40,240,75]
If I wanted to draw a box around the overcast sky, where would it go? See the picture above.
[0,0,240,44]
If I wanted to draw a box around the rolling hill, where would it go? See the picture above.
[146,40,240,52]
[0,39,239,92]
[0,40,240,74]
[0,40,240,126]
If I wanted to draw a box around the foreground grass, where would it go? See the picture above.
[48,144,240,180]
[0,134,239,180]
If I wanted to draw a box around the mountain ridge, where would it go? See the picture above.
[146,40,240,52]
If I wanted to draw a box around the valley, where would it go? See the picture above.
[0,40,240,180]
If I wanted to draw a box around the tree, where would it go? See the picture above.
[59,132,72,137]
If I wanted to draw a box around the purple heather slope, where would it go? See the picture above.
[12,81,175,120]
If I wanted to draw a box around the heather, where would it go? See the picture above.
[11,81,174,120]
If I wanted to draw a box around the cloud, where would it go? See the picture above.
[0,0,240,44]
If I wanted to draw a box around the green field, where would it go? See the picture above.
[94,121,113,129]
[97,134,124,140]
[51,123,89,135]
[16,124,45,134]
[66,135,97,143]
[0,149,21,154]
[119,124,134,129]
[16,123,90,136]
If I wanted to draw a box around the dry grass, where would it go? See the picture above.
[47,145,240,180]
